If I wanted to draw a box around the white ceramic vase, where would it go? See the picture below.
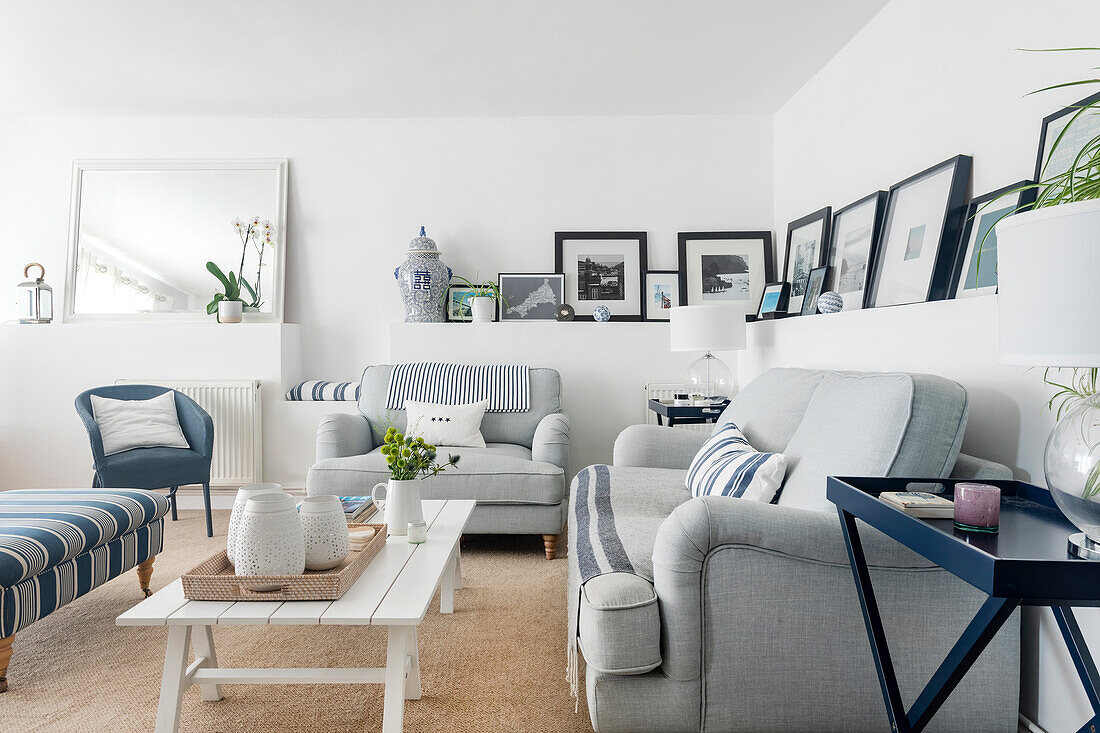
[372,479,424,536]
[300,495,351,570]
[218,300,243,323]
[470,296,496,323]
[227,483,283,565]
[234,493,305,581]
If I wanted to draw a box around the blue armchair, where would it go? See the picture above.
[74,384,215,537]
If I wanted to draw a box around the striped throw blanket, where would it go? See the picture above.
[285,380,361,401]
[386,363,530,413]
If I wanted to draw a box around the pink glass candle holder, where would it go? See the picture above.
[953,483,1001,534]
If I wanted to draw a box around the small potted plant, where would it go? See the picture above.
[373,429,459,535]
[448,274,507,323]
[205,262,247,323]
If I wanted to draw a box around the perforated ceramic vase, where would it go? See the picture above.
[234,492,306,578]
[227,483,283,565]
[300,495,351,571]
[395,226,452,322]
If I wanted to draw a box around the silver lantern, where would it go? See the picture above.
[17,262,52,324]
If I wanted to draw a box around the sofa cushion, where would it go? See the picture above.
[579,572,661,675]
[0,488,170,589]
[716,367,825,453]
[307,443,565,505]
[685,423,786,501]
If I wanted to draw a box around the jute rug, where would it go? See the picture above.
[2,510,591,732]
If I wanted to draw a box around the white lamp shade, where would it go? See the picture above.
[996,200,1100,367]
[669,304,746,352]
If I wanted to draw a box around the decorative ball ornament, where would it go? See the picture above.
[555,304,575,322]
[592,305,611,322]
[817,291,844,314]
[395,226,452,323]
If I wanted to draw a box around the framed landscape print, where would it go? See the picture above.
[555,232,646,321]
[826,191,887,311]
[950,181,1036,300]
[756,281,790,320]
[1034,90,1100,182]
[867,154,972,308]
[677,231,774,319]
[643,270,681,321]
[800,266,830,316]
[445,285,477,322]
[498,273,564,321]
[783,207,831,315]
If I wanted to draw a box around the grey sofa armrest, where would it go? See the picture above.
[613,424,709,469]
[951,452,1013,480]
[532,412,570,474]
[316,413,375,461]
[651,497,935,681]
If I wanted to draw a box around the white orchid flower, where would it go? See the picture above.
[231,217,244,229]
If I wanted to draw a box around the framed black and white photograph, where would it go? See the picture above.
[866,154,972,308]
[555,232,646,321]
[800,266,829,316]
[1034,90,1100,182]
[677,231,774,317]
[950,181,1036,300]
[643,270,681,321]
[756,281,790,320]
[498,273,564,321]
[783,207,831,314]
[826,191,887,311]
[444,285,478,322]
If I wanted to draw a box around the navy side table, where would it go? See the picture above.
[828,476,1100,733]
[647,398,729,428]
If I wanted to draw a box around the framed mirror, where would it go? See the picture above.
[65,159,288,322]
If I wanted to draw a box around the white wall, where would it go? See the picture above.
[767,1,1100,730]
[0,113,773,490]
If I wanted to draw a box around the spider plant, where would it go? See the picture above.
[443,273,509,308]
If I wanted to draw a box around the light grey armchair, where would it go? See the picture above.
[307,365,571,559]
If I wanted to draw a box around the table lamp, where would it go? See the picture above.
[669,303,747,399]
[997,200,1100,559]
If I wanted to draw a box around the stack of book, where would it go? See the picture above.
[338,496,375,523]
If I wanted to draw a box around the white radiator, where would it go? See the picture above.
[115,379,262,486]
[643,381,711,433]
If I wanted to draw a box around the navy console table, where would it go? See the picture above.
[828,477,1100,733]
[647,398,729,428]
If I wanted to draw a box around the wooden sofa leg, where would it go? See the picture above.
[542,534,559,560]
[136,557,155,598]
[0,634,12,693]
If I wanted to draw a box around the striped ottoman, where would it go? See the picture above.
[0,488,170,692]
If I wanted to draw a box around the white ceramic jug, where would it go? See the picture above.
[372,479,424,536]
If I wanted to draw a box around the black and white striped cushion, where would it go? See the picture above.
[386,363,530,413]
[685,422,786,501]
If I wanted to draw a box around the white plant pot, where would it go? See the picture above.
[299,495,351,570]
[218,300,243,323]
[995,198,1100,366]
[227,483,283,565]
[233,492,305,586]
[470,296,496,323]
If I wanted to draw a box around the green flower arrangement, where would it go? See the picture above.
[380,427,460,481]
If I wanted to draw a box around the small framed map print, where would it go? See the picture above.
[498,273,564,321]
[644,270,681,321]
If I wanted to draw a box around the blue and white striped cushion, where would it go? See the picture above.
[385,363,530,413]
[685,423,786,501]
[285,380,361,401]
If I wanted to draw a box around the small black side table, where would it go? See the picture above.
[828,477,1100,733]
[647,398,729,428]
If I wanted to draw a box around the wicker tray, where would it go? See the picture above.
[181,522,387,601]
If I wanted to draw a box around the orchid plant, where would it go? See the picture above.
[230,216,276,309]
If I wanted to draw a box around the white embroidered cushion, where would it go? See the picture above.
[404,399,489,448]
[685,422,787,501]
[91,391,190,456]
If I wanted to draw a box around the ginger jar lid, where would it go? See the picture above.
[406,226,439,254]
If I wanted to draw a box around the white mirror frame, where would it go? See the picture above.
[64,158,288,323]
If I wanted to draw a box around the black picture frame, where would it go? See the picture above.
[497,272,564,321]
[676,231,775,321]
[783,207,832,315]
[866,154,973,308]
[756,281,791,320]
[1034,90,1100,183]
[555,231,647,322]
[948,181,1036,300]
[825,190,888,310]
[444,285,478,323]
[643,269,681,321]
[799,265,830,316]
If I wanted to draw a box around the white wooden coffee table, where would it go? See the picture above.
[118,499,475,733]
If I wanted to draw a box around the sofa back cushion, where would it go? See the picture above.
[358,365,561,449]
[776,372,968,513]
[715,368,825,454]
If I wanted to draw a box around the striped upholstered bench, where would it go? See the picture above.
[0,488,170,692]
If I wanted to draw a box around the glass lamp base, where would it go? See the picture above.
[687,352,733,399]
[1068,532,1100,560]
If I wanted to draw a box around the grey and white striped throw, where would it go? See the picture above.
[385,363,530,413]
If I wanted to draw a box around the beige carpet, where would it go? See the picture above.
[2,510,591,732]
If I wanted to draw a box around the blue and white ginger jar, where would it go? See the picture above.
[395,227,451,323]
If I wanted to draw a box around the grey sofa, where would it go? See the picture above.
[307,365,571,558]
[568,368,1020,732]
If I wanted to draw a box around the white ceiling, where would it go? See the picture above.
[0,1,887,118]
